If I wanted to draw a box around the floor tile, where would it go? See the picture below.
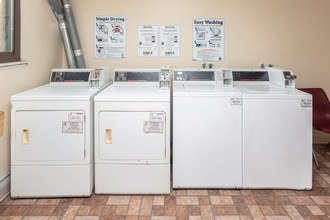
[164,196,176,216]
[140,196,153,216]
[27,205,56,216]
[198,196,210,205]
[187,205,200,216]
[311,196,330,205]
[248,205,265,220]
[187,190,208,196]
[153,196,165,206]
[2,206,32,216]
[288,196,315,205]
[176,196,199,205]
[127,196,141,215]
[107,196,130,205]
[210,196,234,205]
[307,205,325,215]
[152,205,164,216]
[283,205,303,220]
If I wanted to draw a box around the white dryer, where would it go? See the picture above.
[173,69,242,188]
[94,69,171,194]
[228,68,313,189]
[11,67,112,198]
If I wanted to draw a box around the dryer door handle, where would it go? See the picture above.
[22,129,29,145]
[105,129,112,144]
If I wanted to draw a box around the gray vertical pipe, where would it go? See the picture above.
[62,0,86,68]
[47,0,77,68]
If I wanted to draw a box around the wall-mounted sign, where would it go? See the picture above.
[94,16,126,59]
[137,25,181,58]
[192,18,225,62]
[160,25,180,57]
[137,25,159,57]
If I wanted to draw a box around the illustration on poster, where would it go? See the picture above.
[112,24,124,36]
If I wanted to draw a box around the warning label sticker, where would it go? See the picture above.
[62,122,83,133]
[144,121,163,133]
[149,113,164,123]
[68,112,84,122]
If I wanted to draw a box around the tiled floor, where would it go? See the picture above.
[1,145,330,220]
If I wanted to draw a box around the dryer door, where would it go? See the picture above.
[15,111,85,162]
[98,111,166,160]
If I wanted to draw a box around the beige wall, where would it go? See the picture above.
[0,0,62,182]
[71,0,330,95]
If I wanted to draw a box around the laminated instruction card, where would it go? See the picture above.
[94,16,126,59]
[137,25,181,57]
[192,18,225,62]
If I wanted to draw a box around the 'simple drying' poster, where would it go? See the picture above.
[94,16,126,59]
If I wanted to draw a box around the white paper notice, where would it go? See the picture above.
[192,18,225,62]
[62,122,83,133]
[94,16,126,59]
[149,113,164,123]
[144,121,163,133]
[137,25,159,57]
[160,25,180,57]
[68,112,84,122]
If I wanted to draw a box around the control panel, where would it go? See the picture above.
[50,67,112,89]
[159,68,170,89]
[114,69,160,82]
[173,70,215,81]
[267,67,297,88]
[232,71,269,81]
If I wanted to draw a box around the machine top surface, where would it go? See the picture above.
[11,84,108,101]
[94,83,170,102]
[173,82,240,97]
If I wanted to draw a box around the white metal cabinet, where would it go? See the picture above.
[243,99,313,189]
[173,96,242,188]
[15,111,85,162]
[98,111,166,160]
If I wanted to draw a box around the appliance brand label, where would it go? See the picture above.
[301,100,312,107]
[230,98,242,105]
[62,121,83,133]
[149,113,164,123]
[68,112,84,122]
[144,121,163,133]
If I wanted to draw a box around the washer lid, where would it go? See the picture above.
[173,82,241,97]
[94,82,170,102]
[11,84,105,101]
[234,84,312,99]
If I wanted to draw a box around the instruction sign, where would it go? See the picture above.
[138,25,181,57]
[68,112,84,122]
[160,26,180,57]
[144,121,163,133]
[137,25,159,57]
[62,122,83,133]
[149,113,165,123]
[94,16,126,59]
[192,18,225,62]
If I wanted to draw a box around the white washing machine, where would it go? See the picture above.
[228,67,313,189]
[173,69,242,188]
[94,69,171,194]
[11,67,112,198]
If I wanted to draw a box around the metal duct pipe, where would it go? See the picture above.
[47,0,77,68]
[62,0,86,68]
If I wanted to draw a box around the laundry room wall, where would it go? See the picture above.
[0,0,62,200]
[67,0,330,96]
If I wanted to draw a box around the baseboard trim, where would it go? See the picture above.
[0,172,10,202]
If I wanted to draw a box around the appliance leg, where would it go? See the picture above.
[313,150,320,170]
